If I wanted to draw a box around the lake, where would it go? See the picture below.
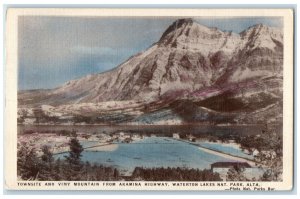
[54,137,252,175]
[18,124,268,176]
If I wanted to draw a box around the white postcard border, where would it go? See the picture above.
[4,8,294,191]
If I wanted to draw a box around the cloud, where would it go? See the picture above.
[70,46,137,56]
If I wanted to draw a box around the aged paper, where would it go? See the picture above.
[5,8,294,191]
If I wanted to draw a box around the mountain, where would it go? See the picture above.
[18,18,283,125]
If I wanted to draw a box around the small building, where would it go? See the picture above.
[187,134,196,142]
[132,134,142,140]
[252,149,260,156]
[173,133,180,139]
[243,149,250,155]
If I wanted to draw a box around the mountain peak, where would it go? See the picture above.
[240,23,281,37]
[158,18,241,56]
[173,18,194,26]
[159,18,194,44]
[158,18,217,48]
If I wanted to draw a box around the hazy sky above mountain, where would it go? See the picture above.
[18,16,282,90]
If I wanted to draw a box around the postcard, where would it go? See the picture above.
[4,8,294,191]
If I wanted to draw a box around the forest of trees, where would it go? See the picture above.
[17,136,221,181]
[227,128,283,181]
[131,167,221,181]
[17,137,120,181]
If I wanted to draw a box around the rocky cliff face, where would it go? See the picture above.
[18,18,283,124]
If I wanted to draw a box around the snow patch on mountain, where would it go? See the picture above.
[228,68,274,83]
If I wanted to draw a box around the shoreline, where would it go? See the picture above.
[52,142,118,155]
[197,146,258,167]
[173,138,262,167]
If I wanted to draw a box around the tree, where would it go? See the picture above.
[38,145,55,180]
[113,168,119,180]
[255,128,283,181]
[226,165,248,181]
[41,145,54,163]
[82,161,91,180]
[66,137,83,163]
[256,154,282,181]
[64,136,84,180]
[53,158,63,180]
[17,142,40,180]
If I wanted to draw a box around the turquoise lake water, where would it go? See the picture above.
[196,142,254,160]
[55,137,250,175]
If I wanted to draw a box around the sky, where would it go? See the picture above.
[18,16,283,90]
